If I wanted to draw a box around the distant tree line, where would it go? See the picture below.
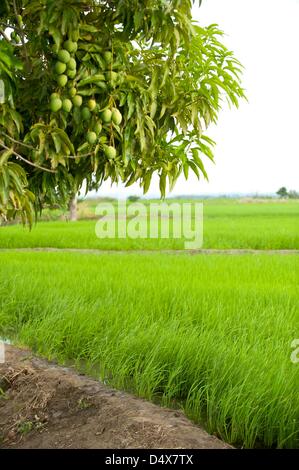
[276,187,299,199]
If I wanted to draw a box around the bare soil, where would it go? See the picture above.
[0,345,231,449]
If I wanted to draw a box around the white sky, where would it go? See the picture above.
[93,0,299,198]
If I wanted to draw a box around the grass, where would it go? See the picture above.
[1,251,299,448]
[0,198,298,250]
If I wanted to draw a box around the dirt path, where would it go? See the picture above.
[1,247,299,255]
[0,345,231,449]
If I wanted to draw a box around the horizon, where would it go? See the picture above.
[80,191,294,201]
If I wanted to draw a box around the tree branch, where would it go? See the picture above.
[67,152,94,159]
[0,141,56,173]
[1,132,94,160]
[0,28,10,42]
[0,131,36,150]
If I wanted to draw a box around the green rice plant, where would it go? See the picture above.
[0,199,298,250]
[0,251,298,447]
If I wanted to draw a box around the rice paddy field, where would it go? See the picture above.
[1,198,299,448]
[0,198,298,250]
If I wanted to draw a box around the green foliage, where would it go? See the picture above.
[276,187,299,199]
[0,147,34,224]
[127,195,140,202]
[0,0,245,223]
[276,187,288,198]
[288,190,299,199]
[0,40,34,224]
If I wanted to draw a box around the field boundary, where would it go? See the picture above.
[1,247,299,255]
[0,345,231,449]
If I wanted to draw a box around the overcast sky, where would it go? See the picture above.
[95,0,299,198]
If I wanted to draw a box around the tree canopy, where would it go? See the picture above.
[276,187,299,199]
[0,0,245,224]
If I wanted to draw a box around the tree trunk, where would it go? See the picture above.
[69,193,78,221]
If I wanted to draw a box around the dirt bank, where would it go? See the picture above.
[0,345,231,449]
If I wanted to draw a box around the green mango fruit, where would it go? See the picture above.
[57,74,68,87]
[50,92,60,100]
[111,108,122,125]
[87,99,96,111]
[64,40,77,53]
[72,95,83,107]
[67,69,76,79]
[55,61,67,74]
[57,49,71,64]
[94,121,102,135]
[67,58,77,71]
[62,98,73,112]
[86,131,97,145]
[69,87,77,97]
[104,145,117,159]
[100,109,112,123]
[81,107,91,120]
[50,98,62,112]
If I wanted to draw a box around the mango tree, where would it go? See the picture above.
[0,0,245,224]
